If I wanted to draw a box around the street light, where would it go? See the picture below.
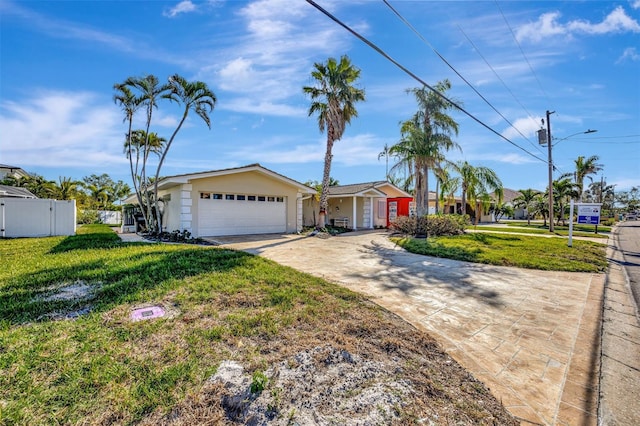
[539,111,597,232]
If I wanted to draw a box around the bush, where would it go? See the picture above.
[390,214,469,237]
[600,218,616,226]
[77,209,101,225]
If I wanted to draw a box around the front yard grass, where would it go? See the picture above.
[0,225,517,425]
[393,232,607,272]
[474,225,609,239]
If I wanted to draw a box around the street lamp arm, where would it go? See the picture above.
[552,129,598,146]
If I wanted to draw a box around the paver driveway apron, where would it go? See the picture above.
[212,230,603,425]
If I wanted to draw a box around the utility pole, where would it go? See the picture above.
[547,110,555,232]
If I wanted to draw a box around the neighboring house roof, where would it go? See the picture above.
[327,181,413,198]
[501,188,523,204]
[0,164,30,180]
[124,164,316,203]
[0,185,37,198]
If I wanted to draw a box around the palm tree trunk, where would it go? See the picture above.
[318,131,335,228]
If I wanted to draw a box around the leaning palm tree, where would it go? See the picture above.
[151,74,217,233]
[574,155,603,201]
[453,161,503,224]
[513,188,541,225]
[303,55,365,228]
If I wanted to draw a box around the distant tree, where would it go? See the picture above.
[390,80,460,217]
[552,175,579,226]
[452,161,503,224]
[513,189,541,225]
[303,55,365,228]
[52,176,81,200]
[573,155,603,202]
[616,186,640,213]
[113,83,142,209]
[531,193,549,227]
[378,143,392,180]
[490,202,514,222]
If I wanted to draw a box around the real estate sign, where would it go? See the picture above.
[577,203,601,225]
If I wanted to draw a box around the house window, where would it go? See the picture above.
[276,197,284,202]
[267,196,275,202]
[212,193,223,200]
[237,195,246,200]
[258,196,266,202]
[378,200,387,218]
[248,195,256,201]
[200,193,211,199]
[225,194,235,200]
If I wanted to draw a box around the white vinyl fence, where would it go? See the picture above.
[98,210,121,225]
[1,198,76,238]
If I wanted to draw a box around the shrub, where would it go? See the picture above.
[390,214,468,237]
[77,209,101,225]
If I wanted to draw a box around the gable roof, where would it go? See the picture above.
[0,185,37,198]
[136,164,316,194]
[500,188,523,204]
[327,181,413,198]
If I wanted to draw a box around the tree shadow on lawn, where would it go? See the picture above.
[1,244,253,325]
[48,229,124,253]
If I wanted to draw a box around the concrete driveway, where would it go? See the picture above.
[210,230,604,425]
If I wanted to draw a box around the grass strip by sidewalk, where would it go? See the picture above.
[504,221,611,233]
[0,225,517,425]
[393,232,607,272]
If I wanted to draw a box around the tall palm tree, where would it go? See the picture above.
[113,83,142,208]
[453,161,503,224]
[303,55,366,227]
[437,166,460,215]
[389,80,460,217]
[378,143,392,180]
[513,188,541,225]
[124,74,168,231]
[574,155,603,201]
[151,74,217,233]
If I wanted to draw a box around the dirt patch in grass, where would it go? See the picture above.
[139,300,517,425]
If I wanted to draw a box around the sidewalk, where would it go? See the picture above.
[598,226,640,425]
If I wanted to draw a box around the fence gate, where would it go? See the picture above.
[1,198,76,238]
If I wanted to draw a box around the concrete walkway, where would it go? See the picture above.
[599,223,640,425]
[211,231,605,425]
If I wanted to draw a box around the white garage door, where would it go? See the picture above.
[197,193,286,236]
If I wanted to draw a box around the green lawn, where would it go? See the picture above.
[474,225,609,239]
[0,225,517,425]
[503,221,612,234]
[0,225,358,423]
[393,232,607,272]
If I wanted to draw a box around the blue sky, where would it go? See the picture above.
[1,0,639,194]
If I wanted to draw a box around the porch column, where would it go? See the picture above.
[352,196,357,229]
[180,184,193,234]
[370,197,374,228]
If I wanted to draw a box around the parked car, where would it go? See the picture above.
[626,213,638,221]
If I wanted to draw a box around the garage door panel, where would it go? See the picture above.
[198,198,286,236]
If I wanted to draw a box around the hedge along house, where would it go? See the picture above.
[303,181,413,229]
[123,164,316,237]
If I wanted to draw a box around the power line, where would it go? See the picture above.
[456,25,542,139]
[305,0,548,165]
[494,0,554,110]
[382,0,544,156]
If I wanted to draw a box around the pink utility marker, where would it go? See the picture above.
[131,306,165,321]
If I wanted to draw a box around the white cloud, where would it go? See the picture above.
[226,133,387,166]
[196,0,351,116]
[163,0,197,18]
[470,152,538,165]
[517,6,640,43]
[633,0,640,10]
[617,47,640,63]
[501,116,544,140]
[0,91,125,168]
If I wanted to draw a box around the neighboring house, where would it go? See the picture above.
[0,185,37,199]
[303,181,413,229]
[123,164,316,237]
[502,188,525,220]
[0,164,30,181]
